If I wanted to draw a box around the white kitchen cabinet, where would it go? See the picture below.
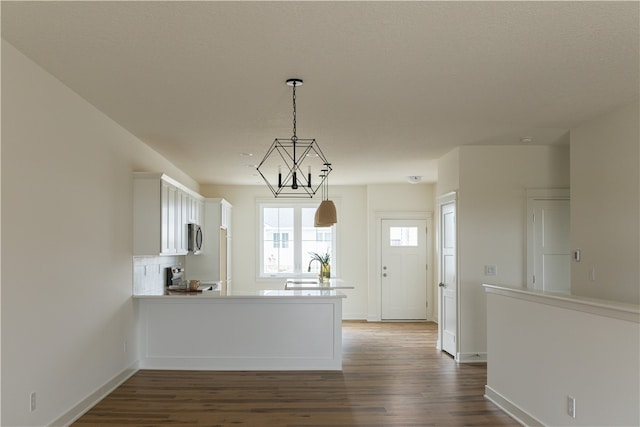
[185,198,232,292]
[160,181,175,254]
[187,195,203,225]
[133,172,204,256]
[175,189,188,254]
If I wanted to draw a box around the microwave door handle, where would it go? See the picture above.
[196,227,203,250]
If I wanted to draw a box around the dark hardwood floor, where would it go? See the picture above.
[73,321,518,426]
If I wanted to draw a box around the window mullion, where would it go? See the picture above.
[294,206,302,274]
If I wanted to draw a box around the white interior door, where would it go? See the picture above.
[439,200,457,357]
[529,199,570,293]
[381,219,427,320]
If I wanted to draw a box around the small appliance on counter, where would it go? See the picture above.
[166,266,216,293]
[166,266,185,289]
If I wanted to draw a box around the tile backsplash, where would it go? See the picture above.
[133,255,185,295]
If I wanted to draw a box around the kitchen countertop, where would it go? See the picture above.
[133,288,346,299]
[284,278,354,290]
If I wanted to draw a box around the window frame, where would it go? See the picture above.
[257,199,338,279]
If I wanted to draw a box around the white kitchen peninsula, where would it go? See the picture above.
[134,290,345,370]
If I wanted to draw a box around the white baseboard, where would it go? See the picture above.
[50,361,139,427]
[484,385,544,427]
[456,352,487,363]
[342,312,368,320]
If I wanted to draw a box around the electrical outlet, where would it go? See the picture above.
[30,392,36,412]
[567,395,576,418]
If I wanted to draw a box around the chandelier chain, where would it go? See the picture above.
[292,82,297,141]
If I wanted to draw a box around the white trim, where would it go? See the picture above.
[50,362,139,427]
[485,385,543,427]
[437,191,457,205]
[483,283,640,323]
[435,192,458,356]
[372,211,433,322]
[456,352,487,363]
[132,172,203,200]
[525,188,570,200]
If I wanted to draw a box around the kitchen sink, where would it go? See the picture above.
[286,279,319,284]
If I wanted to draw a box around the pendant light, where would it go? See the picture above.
[314,167,337,227]
[256,78,332,198]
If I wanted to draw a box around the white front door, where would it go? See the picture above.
[381,219,427,320]
[529,199,570,293]
[439,199,457,357]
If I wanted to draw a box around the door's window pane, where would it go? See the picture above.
[390,227,418,247]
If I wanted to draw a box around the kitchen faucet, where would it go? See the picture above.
[308,259,320,272]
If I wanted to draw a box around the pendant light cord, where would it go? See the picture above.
[292,81,297,142]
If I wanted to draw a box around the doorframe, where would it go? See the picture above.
[373,211,433,322]
[525,188,570,288]
[436,192,458,353]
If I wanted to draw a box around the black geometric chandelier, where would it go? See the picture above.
[257,78,332,198]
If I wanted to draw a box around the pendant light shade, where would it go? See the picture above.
[315,200,337,227]
[314,167,337,227]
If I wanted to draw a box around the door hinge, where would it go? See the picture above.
[532,275,536,284]
[532,213,536,223]
[426,264,428,271]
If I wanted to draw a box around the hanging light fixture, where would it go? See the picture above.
[256,78,332,198]
[314,167,337,227]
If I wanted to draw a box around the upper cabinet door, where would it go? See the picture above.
[134,173,203,256]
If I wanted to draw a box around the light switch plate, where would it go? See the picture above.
[484,265,497,276]
[568,395,576,418]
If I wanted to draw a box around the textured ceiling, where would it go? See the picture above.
[2,1,638,185]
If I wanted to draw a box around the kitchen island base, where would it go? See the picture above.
[135,292,344,370]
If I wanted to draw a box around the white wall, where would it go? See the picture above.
[478,102,639,426]
[1,40,196,426]
[486,288,639,426]
[437,145,570,358]
[201,183,435,320]
[366,184,436,320]
[435,147,459,197]
[200,184,370,319]
[0,40,3,422]
[570,100,639,304]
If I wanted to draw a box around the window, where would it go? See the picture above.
[259,201,336,277]
[389,226,418,247]
[272,232,289,248]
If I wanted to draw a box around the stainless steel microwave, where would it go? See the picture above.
[187,223,203,254]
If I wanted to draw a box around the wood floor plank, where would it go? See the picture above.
[73,321,518,426]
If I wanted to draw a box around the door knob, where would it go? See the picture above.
[383,273,387,277]
[438,282,445,287]
[383,266,387,270]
